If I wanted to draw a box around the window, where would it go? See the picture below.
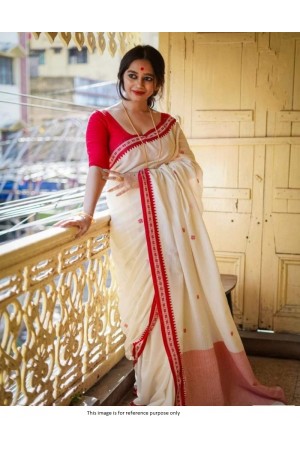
[68,47,88,64]
[53,48,62,54]
[29,50,45,77]
[29,50,45,65]
[38,50,45,65]
[0,56,13,85]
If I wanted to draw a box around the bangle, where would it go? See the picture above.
[78,212,95,223]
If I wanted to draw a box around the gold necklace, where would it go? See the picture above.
[122,102,163,166]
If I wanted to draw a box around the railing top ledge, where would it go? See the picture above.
[0,211,111,271]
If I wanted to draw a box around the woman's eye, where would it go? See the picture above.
[127,73,153,82]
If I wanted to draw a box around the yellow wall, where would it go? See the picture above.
[160,32,300,333]
[30,34,121,81]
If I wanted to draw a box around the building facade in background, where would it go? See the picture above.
[0,32,27,138]
[28,33,122,124]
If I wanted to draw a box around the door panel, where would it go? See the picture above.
[161,32,300,333]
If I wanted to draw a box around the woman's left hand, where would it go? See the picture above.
[101,169,139,196]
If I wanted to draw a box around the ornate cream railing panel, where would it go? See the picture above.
[0,212,125,406]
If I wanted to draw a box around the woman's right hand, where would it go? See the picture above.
[54,214,93,238]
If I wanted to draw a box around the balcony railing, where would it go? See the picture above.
[0,212,125,406]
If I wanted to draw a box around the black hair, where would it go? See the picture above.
[117,45,165,108]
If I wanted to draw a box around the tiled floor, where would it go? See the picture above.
[118,356,300,406]
[249,356,300,406]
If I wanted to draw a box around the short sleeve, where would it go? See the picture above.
[86,111,110,169]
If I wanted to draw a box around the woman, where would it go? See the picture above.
[57,45,286,406]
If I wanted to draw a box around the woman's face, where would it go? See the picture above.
[122,59,157,103]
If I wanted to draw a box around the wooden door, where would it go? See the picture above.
[261,35,300,333]
[160,32,300,333]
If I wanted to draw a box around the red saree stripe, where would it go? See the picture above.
[110,116,176,167]
[138,169,186,405]
[132,296,159,364]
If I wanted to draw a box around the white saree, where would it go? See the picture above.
[105,114,286,406]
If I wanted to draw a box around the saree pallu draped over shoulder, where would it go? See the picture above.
[105,115,286,406]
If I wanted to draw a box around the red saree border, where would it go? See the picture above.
[132,296,159,364]
[109,116,176,167]
[138,169,186,406]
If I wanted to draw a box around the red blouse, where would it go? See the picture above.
[86,110,169,169]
